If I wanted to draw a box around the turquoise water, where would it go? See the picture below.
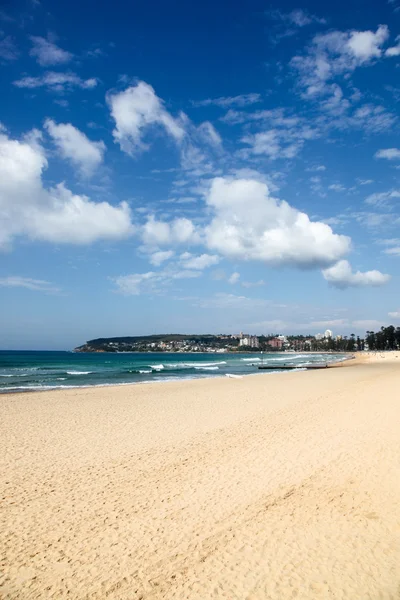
[0,351,347,393]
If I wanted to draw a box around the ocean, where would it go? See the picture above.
[0,351,347,393]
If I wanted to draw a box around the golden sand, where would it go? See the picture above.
[1,353,400,599]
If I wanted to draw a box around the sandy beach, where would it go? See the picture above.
[1,352,400,599]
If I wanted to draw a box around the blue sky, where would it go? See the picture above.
[0,0,399,349]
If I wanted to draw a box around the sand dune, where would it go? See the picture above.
[1,355,400,599]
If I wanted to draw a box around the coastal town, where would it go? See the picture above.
[75,329,369,353]
[75,325,400,353]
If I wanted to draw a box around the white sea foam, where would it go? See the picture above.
[67,371,94,375]
[241,357,261,362]
[0,373,31,377]
[177,361,227,368]
[194,366,219,371]
[225,373,243,379]
[139,370,151,374]
[150,364,164,370]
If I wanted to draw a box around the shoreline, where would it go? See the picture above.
[0,352,354,397]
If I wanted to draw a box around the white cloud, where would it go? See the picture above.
[306,165,326,172]
[357,179,374,185]
[107,81,186,155]
[228,272,240,284]
[365,190,400,206]
[13,71,98,92]
[346,104,397,133]
[292,25,390,98]
[375,148,400,160]
[204,177,350,268]
[385,35,400,56]
[141,215,199,247]
[266,8,326,40]
[180,252,220,270]
[192,93,261,108]
[113,267,201,296]
[287,9,325,26]
[29,36,73,66]
[197,121,222,146]
[0,129,133,249]
[383,246,400,256]
[241,130,302,160]
[0,35,19,61]
[322,260,390,288]
[44,119,105,177]
[388,310,400,319]
[329,183,346,192]
[149,250,175,266]
[347,26,389,61]
[0,276,60,293]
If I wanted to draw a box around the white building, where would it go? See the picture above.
[239,336,260,348]
[324,329,333,338]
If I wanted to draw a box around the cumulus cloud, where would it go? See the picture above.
[204,177,350,267]
[346,26,389,61]
[0,129,133,249]
[141,215,199,247]
[0,276,60,293]
[322,260,390,288]
[13,71,98,92]
[375,147,400,160]
[192,93,261,108]
[107,81,186,155]
[29,35,73,66]
[44,119,106,177]
[140,177,351,273]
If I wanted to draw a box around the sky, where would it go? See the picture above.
[0,0,399,350]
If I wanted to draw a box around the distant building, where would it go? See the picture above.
[315,333,324,341]
[324,329,333,338]
[268,337,284,349]
[239,336,260,348]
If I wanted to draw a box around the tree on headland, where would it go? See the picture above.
[365,326,400,351]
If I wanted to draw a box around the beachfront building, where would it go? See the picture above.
[239,335,260,348]
[324,329,333,338]
[268,337,284,349]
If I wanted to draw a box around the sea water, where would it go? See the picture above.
[0,350,347,393]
